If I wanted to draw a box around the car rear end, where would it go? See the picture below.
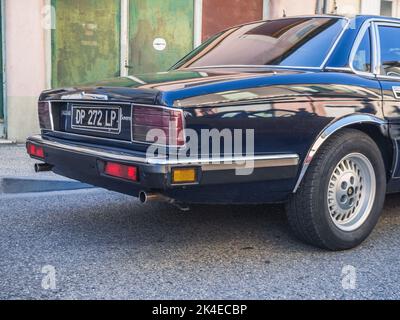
[27,85,300,205]
[28,94,188,195]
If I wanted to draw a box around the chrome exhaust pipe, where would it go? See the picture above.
[138,191,190,211]
[139,191,148,204]
[34,163,53,173]
[139,191,170,204]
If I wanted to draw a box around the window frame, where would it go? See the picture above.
[347,18,400,80]
[349,21,379,77]
[349,23,374,75]
[374,21,400,80]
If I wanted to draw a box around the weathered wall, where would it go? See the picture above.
[51,0,121,88]
[386,0,400,16]
[329,0,361,14]
[361,0,381,14]
[269,0,317,18]
[129,0,194,74]
[202,0,263,41]
[0,5,3,121]
[5,0,46,142]
[395,0,400,16]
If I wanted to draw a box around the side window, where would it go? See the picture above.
[353,28,372,73]
[378,25,400,77]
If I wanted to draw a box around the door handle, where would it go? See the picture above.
[124,60,134,69]
[393,86,400,99]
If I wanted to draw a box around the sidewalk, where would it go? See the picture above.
[0,144,93,194]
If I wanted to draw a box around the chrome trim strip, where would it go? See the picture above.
[393,139,399,179]
[378,75,400,80]
[371,21,380,75]
[202,157,299,171]
[321,18,351,69]
[345,18,400,78]
[44,99,133,105]
[148,154,300,168]
[50,130,135,145]
[324,67,353,72]
[374,21,400,80]
[29,135,148,163]
[326,17,400,76]
[293,114,388,193]
[188,65,322,70]
[28,135,299,171]
[48,101,55,131]
[61,92,109,101]
[348,20,376,77]
[393,86,400,99]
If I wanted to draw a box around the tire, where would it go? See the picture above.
[287,128,387,251]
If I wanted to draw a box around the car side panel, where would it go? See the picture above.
[380,79,400,179]
[179,72,383,172]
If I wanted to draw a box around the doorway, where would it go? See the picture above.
[128,0,195,75]
[0,0,5,139]
[51,0,121,88]
[0,0,4,124]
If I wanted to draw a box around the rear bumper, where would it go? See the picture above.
[27,135,300,204]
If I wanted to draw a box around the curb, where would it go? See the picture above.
[0,140,16,145]
[0,177,94,194]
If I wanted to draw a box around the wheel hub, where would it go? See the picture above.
[327,153,376,232]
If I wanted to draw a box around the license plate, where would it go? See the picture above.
[71,105,122,134]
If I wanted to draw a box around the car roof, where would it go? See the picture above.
[226,14,400,33]
[251,14,400,23]
[216,15,346,35]
[354,14,400,22]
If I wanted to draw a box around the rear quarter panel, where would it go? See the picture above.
[169,72,383,163]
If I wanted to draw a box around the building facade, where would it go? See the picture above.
[1,0,400,142]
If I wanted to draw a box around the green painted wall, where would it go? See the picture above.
[0,6,3,120]
[129,0,194,75]
[51,0,121,88]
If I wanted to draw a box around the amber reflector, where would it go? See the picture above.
[172,168,197,184]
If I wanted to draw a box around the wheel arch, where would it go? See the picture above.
[293,114,395,193]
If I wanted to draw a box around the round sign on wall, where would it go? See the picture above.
[153,38,167,51]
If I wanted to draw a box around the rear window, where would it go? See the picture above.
[173,17,346,69]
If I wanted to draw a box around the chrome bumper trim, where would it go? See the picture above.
[28,135,299,171]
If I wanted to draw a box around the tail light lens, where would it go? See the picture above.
[27,143,45,159]
[104,162,138,182]
[132,106,185,146]
[38,101,54,130]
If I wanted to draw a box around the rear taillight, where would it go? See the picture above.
[27,143,45,159]
[132,106,185,146]
[104,162,138,182]
[38,101,54,130]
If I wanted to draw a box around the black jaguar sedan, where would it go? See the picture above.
[27,15,400,251]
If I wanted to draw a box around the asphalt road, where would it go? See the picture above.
[1,187,400,300]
